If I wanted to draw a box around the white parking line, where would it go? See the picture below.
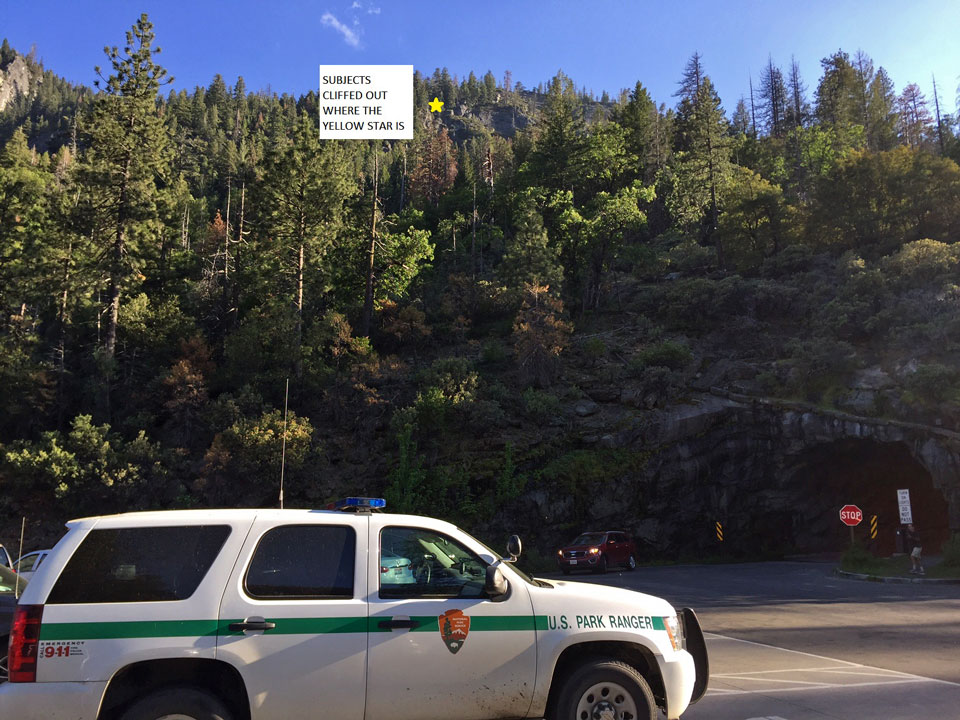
[704,633,960,697]
[711,666,856,676]
[707,677,938,697]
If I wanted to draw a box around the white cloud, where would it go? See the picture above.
[367,6,381,14]
[351,1,361,8]
[321,12,360,48]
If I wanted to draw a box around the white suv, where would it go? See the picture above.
[0,499,708,720]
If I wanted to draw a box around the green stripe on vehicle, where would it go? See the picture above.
[407,615,547,632]
[653,616,666,631]
[38,615,548,641]
[40,620,220,641]
[219,617,370,636]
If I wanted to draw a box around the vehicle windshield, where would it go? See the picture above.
[570,533,605,546]
[0,564,27,596]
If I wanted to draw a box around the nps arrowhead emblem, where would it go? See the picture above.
[439,609,470,654]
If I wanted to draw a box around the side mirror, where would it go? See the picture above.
[485,565,508,599]
[506,535,522,561]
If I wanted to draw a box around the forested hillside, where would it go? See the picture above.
[2,16,959,554]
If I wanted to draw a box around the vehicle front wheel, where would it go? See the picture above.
[593,555,607,574]
[549,659,656,720]
[120,688,233,720]
[625,554,637,571]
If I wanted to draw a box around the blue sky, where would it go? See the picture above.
[2,0,959,113]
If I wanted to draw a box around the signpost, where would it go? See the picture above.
[840,505,863,526]
[897,489,913,525]
[840,504,863,546]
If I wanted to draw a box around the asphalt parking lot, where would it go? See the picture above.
[685,632,960,719]
[544,560,960,719]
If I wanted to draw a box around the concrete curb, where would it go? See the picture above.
[834,567,960,584]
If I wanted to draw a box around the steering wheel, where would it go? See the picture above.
[415,558,432,585]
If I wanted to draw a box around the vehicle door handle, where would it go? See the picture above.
[378,619,421,630]
[229,616,276,632]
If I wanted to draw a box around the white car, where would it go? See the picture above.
[380,552,415,585]
[0,498,708,720]
[12,550,49,581]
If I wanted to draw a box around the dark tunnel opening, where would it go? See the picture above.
[784,439,951,555]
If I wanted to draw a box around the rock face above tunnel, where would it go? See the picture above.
[523,393,960,558]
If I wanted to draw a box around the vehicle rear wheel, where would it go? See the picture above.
[119,688,233,720]
[625,554,637,571]
[549,658,656,720]
[593,555,607,574]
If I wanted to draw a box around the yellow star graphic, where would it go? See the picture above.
[428,96,444,113]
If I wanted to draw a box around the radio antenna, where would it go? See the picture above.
[15,517,25,597]
[279,378,289,509]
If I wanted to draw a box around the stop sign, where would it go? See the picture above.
[839,504,863,526]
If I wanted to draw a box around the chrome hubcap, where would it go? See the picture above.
[576,680,637,720]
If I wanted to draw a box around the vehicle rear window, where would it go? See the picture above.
[245,525,355,599]
[47,525,231,604]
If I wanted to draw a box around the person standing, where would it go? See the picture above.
[905,523,923,575]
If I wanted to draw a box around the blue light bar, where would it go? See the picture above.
[332,497,386,510]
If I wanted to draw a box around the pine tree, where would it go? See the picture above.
[732,99,751,135]
[673,59,731,267]
[786,57,809,128]
[409,119,458,207]
[815,51,860,129]
[611,81,660,181]
[867,68,898,151]
[259,114,355,376]
[759,56,787,137]
[527,71,586,196]
[78,14,173,380]
[898,83,934,149]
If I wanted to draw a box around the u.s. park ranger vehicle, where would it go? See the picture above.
[0,498,708,720]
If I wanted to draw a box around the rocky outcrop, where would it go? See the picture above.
[0,55,35,113]
[517,391,960,559]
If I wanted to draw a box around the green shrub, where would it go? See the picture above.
[839,541,874,571]
[419,357,479,403]
[480,339,508,365]
[634,340,692,371]
[521,388,561,423]
[582,337,607,363]
[666,239,714,273]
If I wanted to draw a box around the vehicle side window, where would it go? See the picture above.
[380,526,487,599]
[0,546,10,568]
[47,526,231,604]
[16,554,37,573]
[245,525,355,599]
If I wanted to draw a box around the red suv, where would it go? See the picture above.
[557,531,637,574]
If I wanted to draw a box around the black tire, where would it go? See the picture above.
[549,658,656,720]
[625,554,637,571]
[0,636,8,684]
[120,688,233,720]
[593,555,608,574]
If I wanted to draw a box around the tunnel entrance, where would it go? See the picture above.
[786,439,950,555]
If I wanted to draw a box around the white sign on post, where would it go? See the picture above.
[897,488,913,524]
[318,65,413,139]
